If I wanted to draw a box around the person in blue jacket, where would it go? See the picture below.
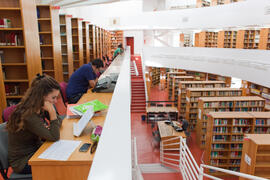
[66,59,104,104]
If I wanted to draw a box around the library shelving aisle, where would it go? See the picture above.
[37,5,63,82]
[195,31,218,48]
[71,17,83,71]
[197,96,265,149]
[185,88,242,130]
[240,133,270,179]
[89,24,96,60]
[177,81,226,118]
[110,30,123,57]
[0,0,42,120]
[82,21,90,64]
[59,14,73,82]
[205,112,270,177]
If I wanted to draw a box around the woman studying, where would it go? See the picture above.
[7,74,63,174]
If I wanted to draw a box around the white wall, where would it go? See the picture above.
[143,46,270,88]
[143,0,166,12]
[124,30,144,55]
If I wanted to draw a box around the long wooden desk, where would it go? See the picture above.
[29,91,112,180]
[158,121,186,150]
[146,107,178,123]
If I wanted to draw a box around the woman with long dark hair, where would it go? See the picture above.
[7,74,62,174]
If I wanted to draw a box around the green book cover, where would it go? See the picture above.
[73,99,108,114]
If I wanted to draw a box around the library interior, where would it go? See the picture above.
[0,0,270,180]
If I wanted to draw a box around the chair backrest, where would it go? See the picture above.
[2,105,17,122]
[0,122,9,170]
[157,104,163,107]
[150,103,156,107]
[59,82,68,104]
[165,104,172,107]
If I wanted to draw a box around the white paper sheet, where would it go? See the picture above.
[38,140,81,161]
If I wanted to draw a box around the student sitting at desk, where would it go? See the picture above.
[7,74,63,174]
[66,59,104,104]
[179,116,189,131]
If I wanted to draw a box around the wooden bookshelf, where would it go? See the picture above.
[177,81,226,117]
[198,96,265,149]
[196,31,218,48]
[151,67,160,86]
[59,14,73,82]
[107,30,111,58]
[259,28,270,50]
[218,31,237,48]
[180,33,192,47]
[240,134,270,179]
[186,88,242,130]
[37,5,63,82]
[186,70,206,80]
[205,112,270,175]
[171,76,194,106]
[89,24,96,61]
[166,71,186,90]
[110,30,123,57]
[71,18,83,71]
[236,30,260,49]
[98,27,102,58]
[95,26,99,58]
[0,0,42,113]
[207,73,231,87]
[82,21,90,64]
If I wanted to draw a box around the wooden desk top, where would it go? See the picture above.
[157,121,186,140]
[29,91,112,166]
[146,106,178,113]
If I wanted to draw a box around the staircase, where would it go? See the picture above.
[131,55,146,113]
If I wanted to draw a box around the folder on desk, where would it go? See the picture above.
[70,99,108,116]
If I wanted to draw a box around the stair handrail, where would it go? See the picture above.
[160,136,269,180]
[133,60,139,76]
[140,55,148,102]
[132,137,144,180]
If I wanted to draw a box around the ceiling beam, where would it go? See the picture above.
[51,0,65,5]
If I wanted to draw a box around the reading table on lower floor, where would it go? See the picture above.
[28,91,112,180]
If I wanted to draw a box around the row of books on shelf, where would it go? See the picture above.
[0,32,23,46]
[256,119,270,125]
[213,127,228,133]
[203,101,264,108]
[0,18,12,28]
[5,84,21,96]
[210,160,241,165]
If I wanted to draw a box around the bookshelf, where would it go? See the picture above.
[89,24,96,61]
[151,67,160,86]
[259,28,270,50]
[242,81,270,112]
[71,18,83,71]
[180,33,192,47]
[171,76,194,106]
[207,73,231,87]
[82,21,90,64]
[197,96,265,149]
[186,88,242,130]
[166,71,186,90]
[37,5,63,82]
[217,31,237,48]
[110,30,123,57]
[240,134,270,179]
[186,70,206,80]
[177,81,226,117]
[205,112,270,175]
[236,30,260,49]
[95,26,99,58]
[107,30,111,58]
[59,14,73,82]
[0,0,42,116]
[196,31,218,48]
[98,27,102,58]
